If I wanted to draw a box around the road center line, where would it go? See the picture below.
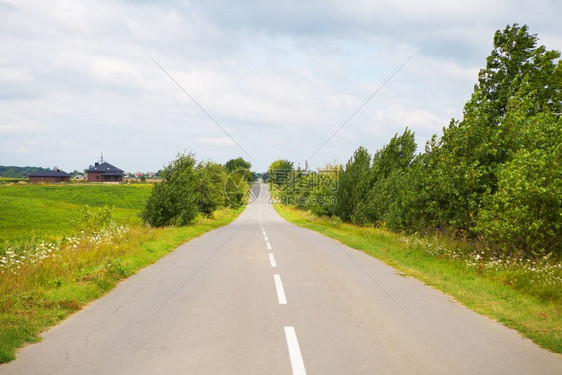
[269,253,277,267]
[273,274,287,304]
[284,326,307,375]
[264,235,269,241]
[266,242,272,250]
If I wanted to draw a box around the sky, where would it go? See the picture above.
[1,0,561,173]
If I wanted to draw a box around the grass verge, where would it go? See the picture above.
[0,206,243,363]
[274,204,562,354]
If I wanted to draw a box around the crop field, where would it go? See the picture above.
[0,184,152,242]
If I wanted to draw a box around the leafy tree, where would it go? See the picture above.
[195,161,227,215]
[266,25,561,258]
[0,166,49,177]
[225,157,254,185]
[361,129,416,225]
[477,107,562,256]
[335,146,371,223]
[141,153,199,226]
[268,159,294,188]
[425,23,561,231]
[307,164,340,217]
[225,157,252,172]
[224,169,250,207]
[477,24,561,120]
[371,128,417,181]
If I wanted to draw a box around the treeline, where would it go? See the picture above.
[272,24,561,258]
[141,155,254,226]
[0,166,49,178]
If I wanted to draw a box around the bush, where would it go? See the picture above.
[224,169,251,207]
[477,113,562,256]
[71,205,113,234]
[141,153,199,226]
[195,161,227,215]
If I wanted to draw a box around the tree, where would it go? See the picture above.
[370,128,417,181]
[224,169,251,207]
[362,129,417,225]
[268,159,294,188]
[477,104,562,256]
[425,23,561,231]
[306,164,341,217]
[335,146,371,223]
[195,161,228,214]
[141,153,199,226]
[225,157,252,173]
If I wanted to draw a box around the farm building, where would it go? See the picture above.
[29,169,71,183]
[86,162,125,183]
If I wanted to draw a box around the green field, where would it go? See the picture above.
[0,185,152,242]
[0,183,244,362]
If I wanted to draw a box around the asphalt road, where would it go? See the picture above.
[1,182,560,374]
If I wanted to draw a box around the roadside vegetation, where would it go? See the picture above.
[271,24,561,259]
[140,153,253,226]
[269,24,561,352]
[0,154,253,363]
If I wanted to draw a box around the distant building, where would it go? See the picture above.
[29,169,71,184]
[86,162,125,183]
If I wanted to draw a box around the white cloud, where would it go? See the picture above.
[195,136,236,147]
[0,0,560,172]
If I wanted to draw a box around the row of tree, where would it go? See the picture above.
[0,166,50,178]
[271,24,561,258]
[141,155,254,226]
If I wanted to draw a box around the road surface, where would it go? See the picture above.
[1,182,560,374]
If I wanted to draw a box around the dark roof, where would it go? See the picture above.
[29,170,70,177]
[87,162,125,176]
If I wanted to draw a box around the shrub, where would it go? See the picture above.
[71,205,113,234]
[141,153,199,226]
[477,113,562,257]
[195,161,227,215]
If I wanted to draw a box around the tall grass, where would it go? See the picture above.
[0,184,244,363]
[0,206,243,363]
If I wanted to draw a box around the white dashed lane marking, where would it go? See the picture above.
[273,274,287,304]
[269,253,277,267]
[284,326,307,375]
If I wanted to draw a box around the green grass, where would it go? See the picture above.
[0,184,244,363]
[274,204,562,354]
[0,206,244,363]
[0,185,152,241]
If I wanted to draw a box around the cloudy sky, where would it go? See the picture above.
[1,0,561,173]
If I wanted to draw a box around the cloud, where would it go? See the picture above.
[195,136,236,147]
[0,0,560,172]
